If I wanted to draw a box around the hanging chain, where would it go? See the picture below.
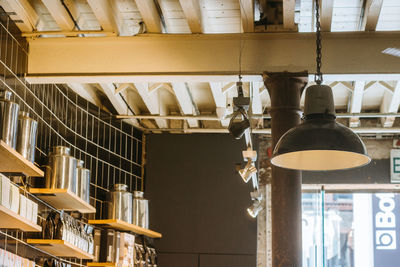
[315,0,323,84]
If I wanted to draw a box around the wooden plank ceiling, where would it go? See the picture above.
[1,0,400,135]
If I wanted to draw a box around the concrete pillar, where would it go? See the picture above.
[264,72,308,267]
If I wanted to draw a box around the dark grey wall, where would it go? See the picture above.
[303,159,390,184]
[145,134,257,267]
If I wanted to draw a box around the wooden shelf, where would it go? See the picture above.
[0,204,42,232]
[0,140,44,177]
[88,219,162,238]
[87,263,116,267]
[29,188,96,213]
[27,239,94,260]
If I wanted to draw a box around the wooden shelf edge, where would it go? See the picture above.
[27,239,94,260]
[0,141,44,177]
[88,219,162,238]
[29,188,96,213]
[0,205,42,232]
[87,263,116,267]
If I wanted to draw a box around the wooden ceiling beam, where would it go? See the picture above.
[283,0,296,30]
[239,0,254,32]
[171,82,199,127]
[320,0,334,32]
[2,0,38,32]
[135,0,162,33]
[26,32,400,84]
[97,83,140,127]
[178,0,202,33]
[134,83,168,128]
[381,82,400,127]
[87,0,120,33]
[41,0,75,31]
[363,0,384,31]
[349,81,365,127]
[209,82,229,127]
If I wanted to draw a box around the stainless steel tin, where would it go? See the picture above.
[45,146,77,194]
[0,90,19,149]
[76,160,90,203]
[16,112,38,162]
[107,184,132,223]
[132,191,149,229]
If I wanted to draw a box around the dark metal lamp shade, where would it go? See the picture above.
[271,84,371,171]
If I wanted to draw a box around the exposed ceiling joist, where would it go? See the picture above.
[178,0,202,33]
[320,0,334,31]
[171,82,199,128]
[251,82,263,115]
[41,0,75,31]
[135,0,162,33]
[26,32,400,84]
[97,83,140,127]
[349,81,365,127]
[209,82,229,127]
[283,0,296,30]
[363,0,384,31]
[67,83,101,107]
[134,83,168,128]
[3,0,38,32]
[239,0,254,32]
[87,0,120,33]
[381,82,400,127]
[115,83,130,94]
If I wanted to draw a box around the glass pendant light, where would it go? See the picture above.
[270,0,371,171]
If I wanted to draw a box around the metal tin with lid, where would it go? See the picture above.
[16,111,38,162]
[0,90,19,149]
[107,184,133,223]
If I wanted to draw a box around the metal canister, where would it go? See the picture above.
[107,184,132,223]
[76,160,90,203]
[16,112,38,162]
[45,146,77,194]
[132,191,149,229]
[0,90,19,149]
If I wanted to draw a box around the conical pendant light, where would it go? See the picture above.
[270,0,370,171]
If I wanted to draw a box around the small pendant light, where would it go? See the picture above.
[270,0,371,171]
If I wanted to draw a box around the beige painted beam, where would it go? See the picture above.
[41,0,75,31]
[67,83,101,106]
[178,0,202,33]
[26,32,400,83]
[171,82,198,127]
[2,0,38,32]
[363,0,384,31]
[381,82,400,127]
[87,0,120,33]
[97,83,140,127]
[209,82,229,127]
[134,83,168,128]
[239,0,254,32]
[349,81,365,127]
[283,0,296,30]
[320,0,334,31]
[135,0,162,33]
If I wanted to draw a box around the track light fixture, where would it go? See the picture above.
[228,80,251,139]
[270,0,370,171]
[247,199,263,218]
[238,160,257,183]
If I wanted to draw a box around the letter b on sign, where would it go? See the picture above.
[376,230,396,250]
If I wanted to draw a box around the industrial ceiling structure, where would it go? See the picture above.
[2,0,400,135]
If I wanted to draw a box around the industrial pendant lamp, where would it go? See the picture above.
[270,0,371,171]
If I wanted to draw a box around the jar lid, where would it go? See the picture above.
[0,90,12,100]
[77,160,84,167]
[133,191,144,198]
[51,146,71,155]
[113,184,128,191]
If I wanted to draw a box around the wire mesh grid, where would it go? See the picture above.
[0,8,144,266]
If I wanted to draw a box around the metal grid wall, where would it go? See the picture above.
[0,8,144,266]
